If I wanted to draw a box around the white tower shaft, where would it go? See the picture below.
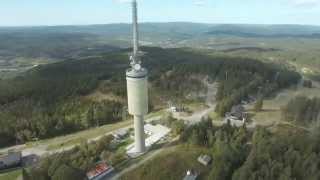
[134,115,145,152]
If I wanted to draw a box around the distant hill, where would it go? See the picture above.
[2,23,320,39]
[0,22,211,37]
[206,24,320,38]
[1,23,320,61]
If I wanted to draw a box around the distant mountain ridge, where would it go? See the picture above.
[1,22,320,66]
[205,24,320,38]
[1,23,320,38]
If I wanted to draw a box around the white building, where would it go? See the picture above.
[112,128,129,140]
[197,155,212,166]
[183,170,198,180]
[127,124,171,157]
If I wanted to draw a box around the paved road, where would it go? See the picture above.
[173,81,218,124]
[0,144,26,155]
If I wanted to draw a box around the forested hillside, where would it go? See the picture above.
[183,121,320,180]
[2,23,320,61]
[0,47,300,147]
[281,96,320,125]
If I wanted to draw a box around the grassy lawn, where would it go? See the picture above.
[121,145,211,180]
[208,110,223,121]
[44,120,133,151]
[23,119,132,151]
[116,138,134,154]
[269,123,310,137]
[0,169,22,180]
[247,84,320,127]
[203,37,320,74]
[146,109,166,119]
[186,102,208,112]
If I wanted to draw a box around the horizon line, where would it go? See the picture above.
[0,21,320,28]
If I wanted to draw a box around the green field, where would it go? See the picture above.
[247,81,320,127]
[0,169,22,180]
[30,119,132,151]
[194,37,320,78]
[121,145,211,180]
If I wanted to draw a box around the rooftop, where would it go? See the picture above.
[197,154,212,166]
[112,128,129,139]
[86,162,114,180]
[126,124,171,156]
[183,170,198,180]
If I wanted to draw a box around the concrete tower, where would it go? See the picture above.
[126,0,148,154]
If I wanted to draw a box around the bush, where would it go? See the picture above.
[254,98,264,112]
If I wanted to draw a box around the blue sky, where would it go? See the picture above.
[0,0,320,26]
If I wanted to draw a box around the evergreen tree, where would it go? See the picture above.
[52,164,85,180]
[254,98,264,112]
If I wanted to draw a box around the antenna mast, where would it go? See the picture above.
[133,0,139,57]
[131,0,141,68]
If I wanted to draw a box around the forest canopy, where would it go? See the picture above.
[0,47,300,147]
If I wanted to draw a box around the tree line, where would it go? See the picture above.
[281,96,320,125]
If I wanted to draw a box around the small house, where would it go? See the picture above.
[197,154,212,166]
[0,151,22,170]
[230,105,245,120]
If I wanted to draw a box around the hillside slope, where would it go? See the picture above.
[0,47,300,147]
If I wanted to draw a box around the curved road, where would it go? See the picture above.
[173,81,218,124]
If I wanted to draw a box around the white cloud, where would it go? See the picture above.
[293,0,320,7]
[194,0,206,6]
[114,0,134,4]
[114,0,145,3]
[116,0,208,6]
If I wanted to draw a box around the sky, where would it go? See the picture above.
[0,0,320,26]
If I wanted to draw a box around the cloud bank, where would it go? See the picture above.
[292,0,320,7]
